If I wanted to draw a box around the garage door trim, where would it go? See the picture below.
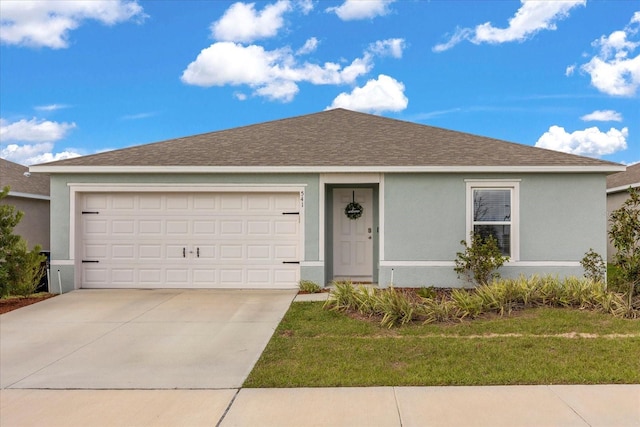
[69,183,306,290]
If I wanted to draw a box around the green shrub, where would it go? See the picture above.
[416,286,437,299]
[450,288,484,319]
[325,275,638,327]
[324,281,354,311]
[608,187,640,310]
[0,186,24,298]
[421,297,458,324]
[6,242,46,297]
[299,280,322,293]
[454,233,509,286]
[372,287,419,328]
[580,249,606,283]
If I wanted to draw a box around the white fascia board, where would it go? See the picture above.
[67,183,307,193]
[30,165,626,174]
[607,182,640,194]
[7,191,50,200]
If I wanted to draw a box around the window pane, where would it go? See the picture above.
[474,225,511,256]
[473,189,511,221]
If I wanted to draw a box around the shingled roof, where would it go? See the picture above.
[1,158,50,197]
[607,163,640,191]
[31,109,622,172]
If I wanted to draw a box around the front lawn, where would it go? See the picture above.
[244,302,640,387]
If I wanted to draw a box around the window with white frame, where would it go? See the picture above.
[466,180,519,260]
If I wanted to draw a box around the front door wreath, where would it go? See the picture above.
[344,191,363,220]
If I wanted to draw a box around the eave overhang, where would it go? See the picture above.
[29,165,626,174]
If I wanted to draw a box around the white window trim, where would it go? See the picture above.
[465,180,520,261]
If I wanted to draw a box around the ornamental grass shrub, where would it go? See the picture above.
[323,276,639,327]
[299,280,322,293]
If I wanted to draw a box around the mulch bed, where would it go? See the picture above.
[0,294,56,314]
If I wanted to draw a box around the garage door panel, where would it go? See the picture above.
[139,194,163,210]
[247,245,270,260]
[139,269,162,284]
[167,195,189,209]
[166,269,189,283]
[247,220,270,234]
[112,245,135,259]
[220,220,243,235]
[139,220,162,234]
[275,244,298,259]
[84,219,108,235]
[81,192,300,289]
[193,220,216,235]
[220,245,243,260]
[166,245,186,260]
[112,195,135,210]
[247,194,271,210]
[166,220,189,234]
[275,269,297,284]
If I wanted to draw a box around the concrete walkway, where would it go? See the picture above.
[1,385,638,426]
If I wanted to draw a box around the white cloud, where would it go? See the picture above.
[1,143,81,166]
[368,38,405,58]
[34,103,70,112]
[580,110,623,122]
[327,74,408,114]
[327,0,395,21]
[0,118,81,165]
[296,0,314,15]
[580,13,640,96]
[121,112,156,120]
[0,117,76,142]
[297,37,319,55]
[233,92,248,101]
[181,41,379,102]
[535,125,628,157]
[211,1,292,43]
[0,0,146,49]
[565,64,576,76]
[434,0,585,52]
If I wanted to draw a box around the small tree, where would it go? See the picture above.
[608,187,640,309]
[455,233,509,286]
[0,186,24,297]
[580,248,606,283]
[0,186,46,297]
[6,241,46,297]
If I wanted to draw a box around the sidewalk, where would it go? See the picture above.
[2,385,639,426]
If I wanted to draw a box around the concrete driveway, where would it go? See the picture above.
[0,289,296,390]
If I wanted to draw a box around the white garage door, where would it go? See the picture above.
[80,192,301,289]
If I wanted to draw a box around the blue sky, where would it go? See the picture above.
[1,0,638,166]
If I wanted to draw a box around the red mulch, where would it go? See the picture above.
[0,294,56,314]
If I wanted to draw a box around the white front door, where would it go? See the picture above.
[332,188,373,281]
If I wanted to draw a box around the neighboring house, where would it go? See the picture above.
[0,158,50,251]
[606,163,640,262]
[30,109,623,293]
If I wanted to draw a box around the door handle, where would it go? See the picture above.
[183,247,186,258]
[197,247,200,258]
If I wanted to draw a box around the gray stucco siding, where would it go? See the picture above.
[384,174,465,261]
[380,173,607,287]
[518,173,607,261]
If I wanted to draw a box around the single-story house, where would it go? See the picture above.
[1,158,51,251]
[606,162,639,262]
[30,109,624,293]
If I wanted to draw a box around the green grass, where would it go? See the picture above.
[244,302,640,387]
